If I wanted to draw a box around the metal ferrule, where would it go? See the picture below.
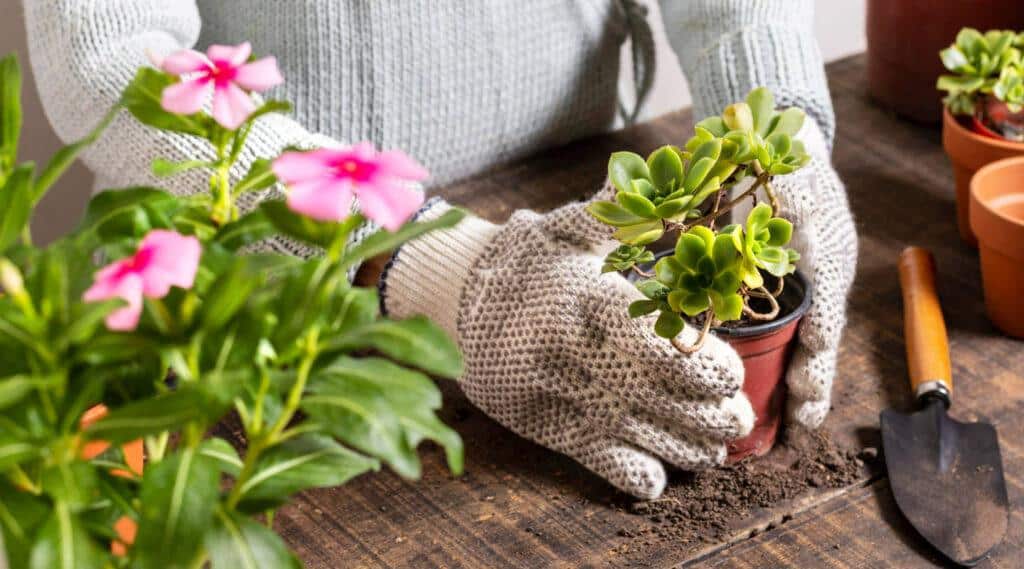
[915,380,951,408]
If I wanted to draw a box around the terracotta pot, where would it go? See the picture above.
[80,405,143,555]
[943,108,1024,244]
[867,0,1024,123]
[969,156,1024,338]
[716,271,812,462]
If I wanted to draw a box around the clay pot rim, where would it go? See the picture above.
[944,107,1024,152]
[634,252,813,339]
[970,155,1024,260]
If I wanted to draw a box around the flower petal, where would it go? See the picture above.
[207,42,252,67]
[212,82,256,130]
[378,150,429,181]
[234,57,284,92]
[355,182,425,231]
[83,260,133,303]
[137,230,202,297]
[287,179,354,222]
[271,149,341,184]
[161,78,210,115]
[160,49,212,75]
[84,272,144,332]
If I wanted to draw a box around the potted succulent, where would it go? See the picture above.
[588,88,813,461]
[938,28,1024,243]
[0,44,465,569]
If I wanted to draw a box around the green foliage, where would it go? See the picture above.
[589,88,809,337]
[938,28,1024,115]
[0,51,466,569]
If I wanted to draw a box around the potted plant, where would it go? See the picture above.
[0,44,465,569]
[938,28,1024,243]
[588,88,813,461]
[867,0,1024,123]
[969,156,1024,339]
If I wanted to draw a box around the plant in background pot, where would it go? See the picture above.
[0,44,465,569]
[938,27,1024,243]
[588,88,813,461]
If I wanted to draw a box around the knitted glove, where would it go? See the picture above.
[382,192,754,499]
[659,0,857,427]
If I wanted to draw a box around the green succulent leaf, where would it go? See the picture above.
[654,310,685,339]
[612,219,663,245]
[616,191,658,218]
[628,299,660,318]
[608,151,650,193]
[747,87,776,135]
[647,145,684,192]
[588,201,647,227]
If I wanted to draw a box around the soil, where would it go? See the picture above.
[612,426,878,559]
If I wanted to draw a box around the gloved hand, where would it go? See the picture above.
[381,191,754,499]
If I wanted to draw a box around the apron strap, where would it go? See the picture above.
[617,0,656,124]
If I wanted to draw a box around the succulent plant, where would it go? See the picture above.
[589,87,811,351]
[938,28,1024,115]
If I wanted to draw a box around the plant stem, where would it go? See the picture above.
[683,173,770,231]
[671,309,713,354]
[752,163,780,213]
[630,265,654,278]
[743,287,780,320]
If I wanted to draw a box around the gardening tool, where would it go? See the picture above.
[881,247,1009,566]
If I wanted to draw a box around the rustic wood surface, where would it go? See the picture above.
[274,55,1024,568]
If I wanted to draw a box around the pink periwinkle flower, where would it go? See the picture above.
[159,42,283,130]
[271,142,428,231]
[83,230,201,332]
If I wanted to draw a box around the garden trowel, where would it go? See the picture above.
[881,247,1008,566]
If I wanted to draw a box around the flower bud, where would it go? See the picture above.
[0,258,25,297]
[723,103,754,131]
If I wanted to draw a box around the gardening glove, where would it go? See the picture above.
[380,191,754,499]
[660,0,858,427]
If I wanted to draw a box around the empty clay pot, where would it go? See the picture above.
[943,108,1024,244]
[969,156,1024,338]
[717,271,812,462]
[867,0,1024,123]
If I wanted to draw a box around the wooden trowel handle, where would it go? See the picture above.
[898,247,952,400]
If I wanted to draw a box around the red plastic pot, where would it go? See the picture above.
[867,0,1024,123]
[716,271,812,462]
[969,156,1024,338]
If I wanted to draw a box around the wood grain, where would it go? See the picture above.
[269,55,1023,568]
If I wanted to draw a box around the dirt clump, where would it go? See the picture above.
[616,426,870,558]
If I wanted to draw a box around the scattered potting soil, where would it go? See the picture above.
[612,426,877,560]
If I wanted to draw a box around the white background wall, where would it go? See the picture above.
[1,0,866,242]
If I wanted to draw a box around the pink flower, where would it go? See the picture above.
[272,142,428,231]
[84,230,201,331]
[159,42,283,130]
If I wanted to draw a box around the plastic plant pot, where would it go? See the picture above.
[943,108,1024,245]
[716,271,812,462]
[969,156,1024,338]
[629,257,812,461]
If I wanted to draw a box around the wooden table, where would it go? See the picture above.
[275,55,1024,568]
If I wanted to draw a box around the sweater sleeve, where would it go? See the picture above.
[23,0,342,257]
[657,0,835,149]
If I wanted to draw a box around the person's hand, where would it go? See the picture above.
[381,193,754,499]
[768,121,858,427]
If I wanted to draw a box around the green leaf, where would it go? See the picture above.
[936,75,985,93]
[769,107,805,137]
[653,196,693,219]
[765,218,793,246]
[628,299,659,317]
[636,279,669,300]
[33,107,117,202]
[206,509,301,569]
[616,191,657,218]
[0,480,50,569]
[674,232,708,267]
[40,462,98,509]
[654,310,684,339]
[259,199,345,248]
[654,255,683,286]
[647,146,684,191]
[691,138,723,165]
[694,116,728,137]
[756,246,793,276]
[151,157,209,178]
[940,46,970,72]
[747,87,776,135]
[710,292,744,321]
[0,164,34,252]
[766,132,792,159]
[668,290,711,316]
[199,259,259,330]
[682,157,715,192]
[134,447,220,569]
[121,68,210,137]
[321,316,463,378]
[0,373,60,410]
[28,503,104,569]
[587,201,647,227]
[237,434,378,513]
[607,151,650,193]
[0,432,37,471]
[234,158,277,194]
[0,55,21,170]
[214,209,275,251]
[198,438,243,477]
[612,219,663,245]
[77,186,179,241]
[84,388,211,445]
[330,286,380,331]
[339,208,466,272]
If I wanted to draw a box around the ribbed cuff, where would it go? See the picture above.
[379,198,499,337]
